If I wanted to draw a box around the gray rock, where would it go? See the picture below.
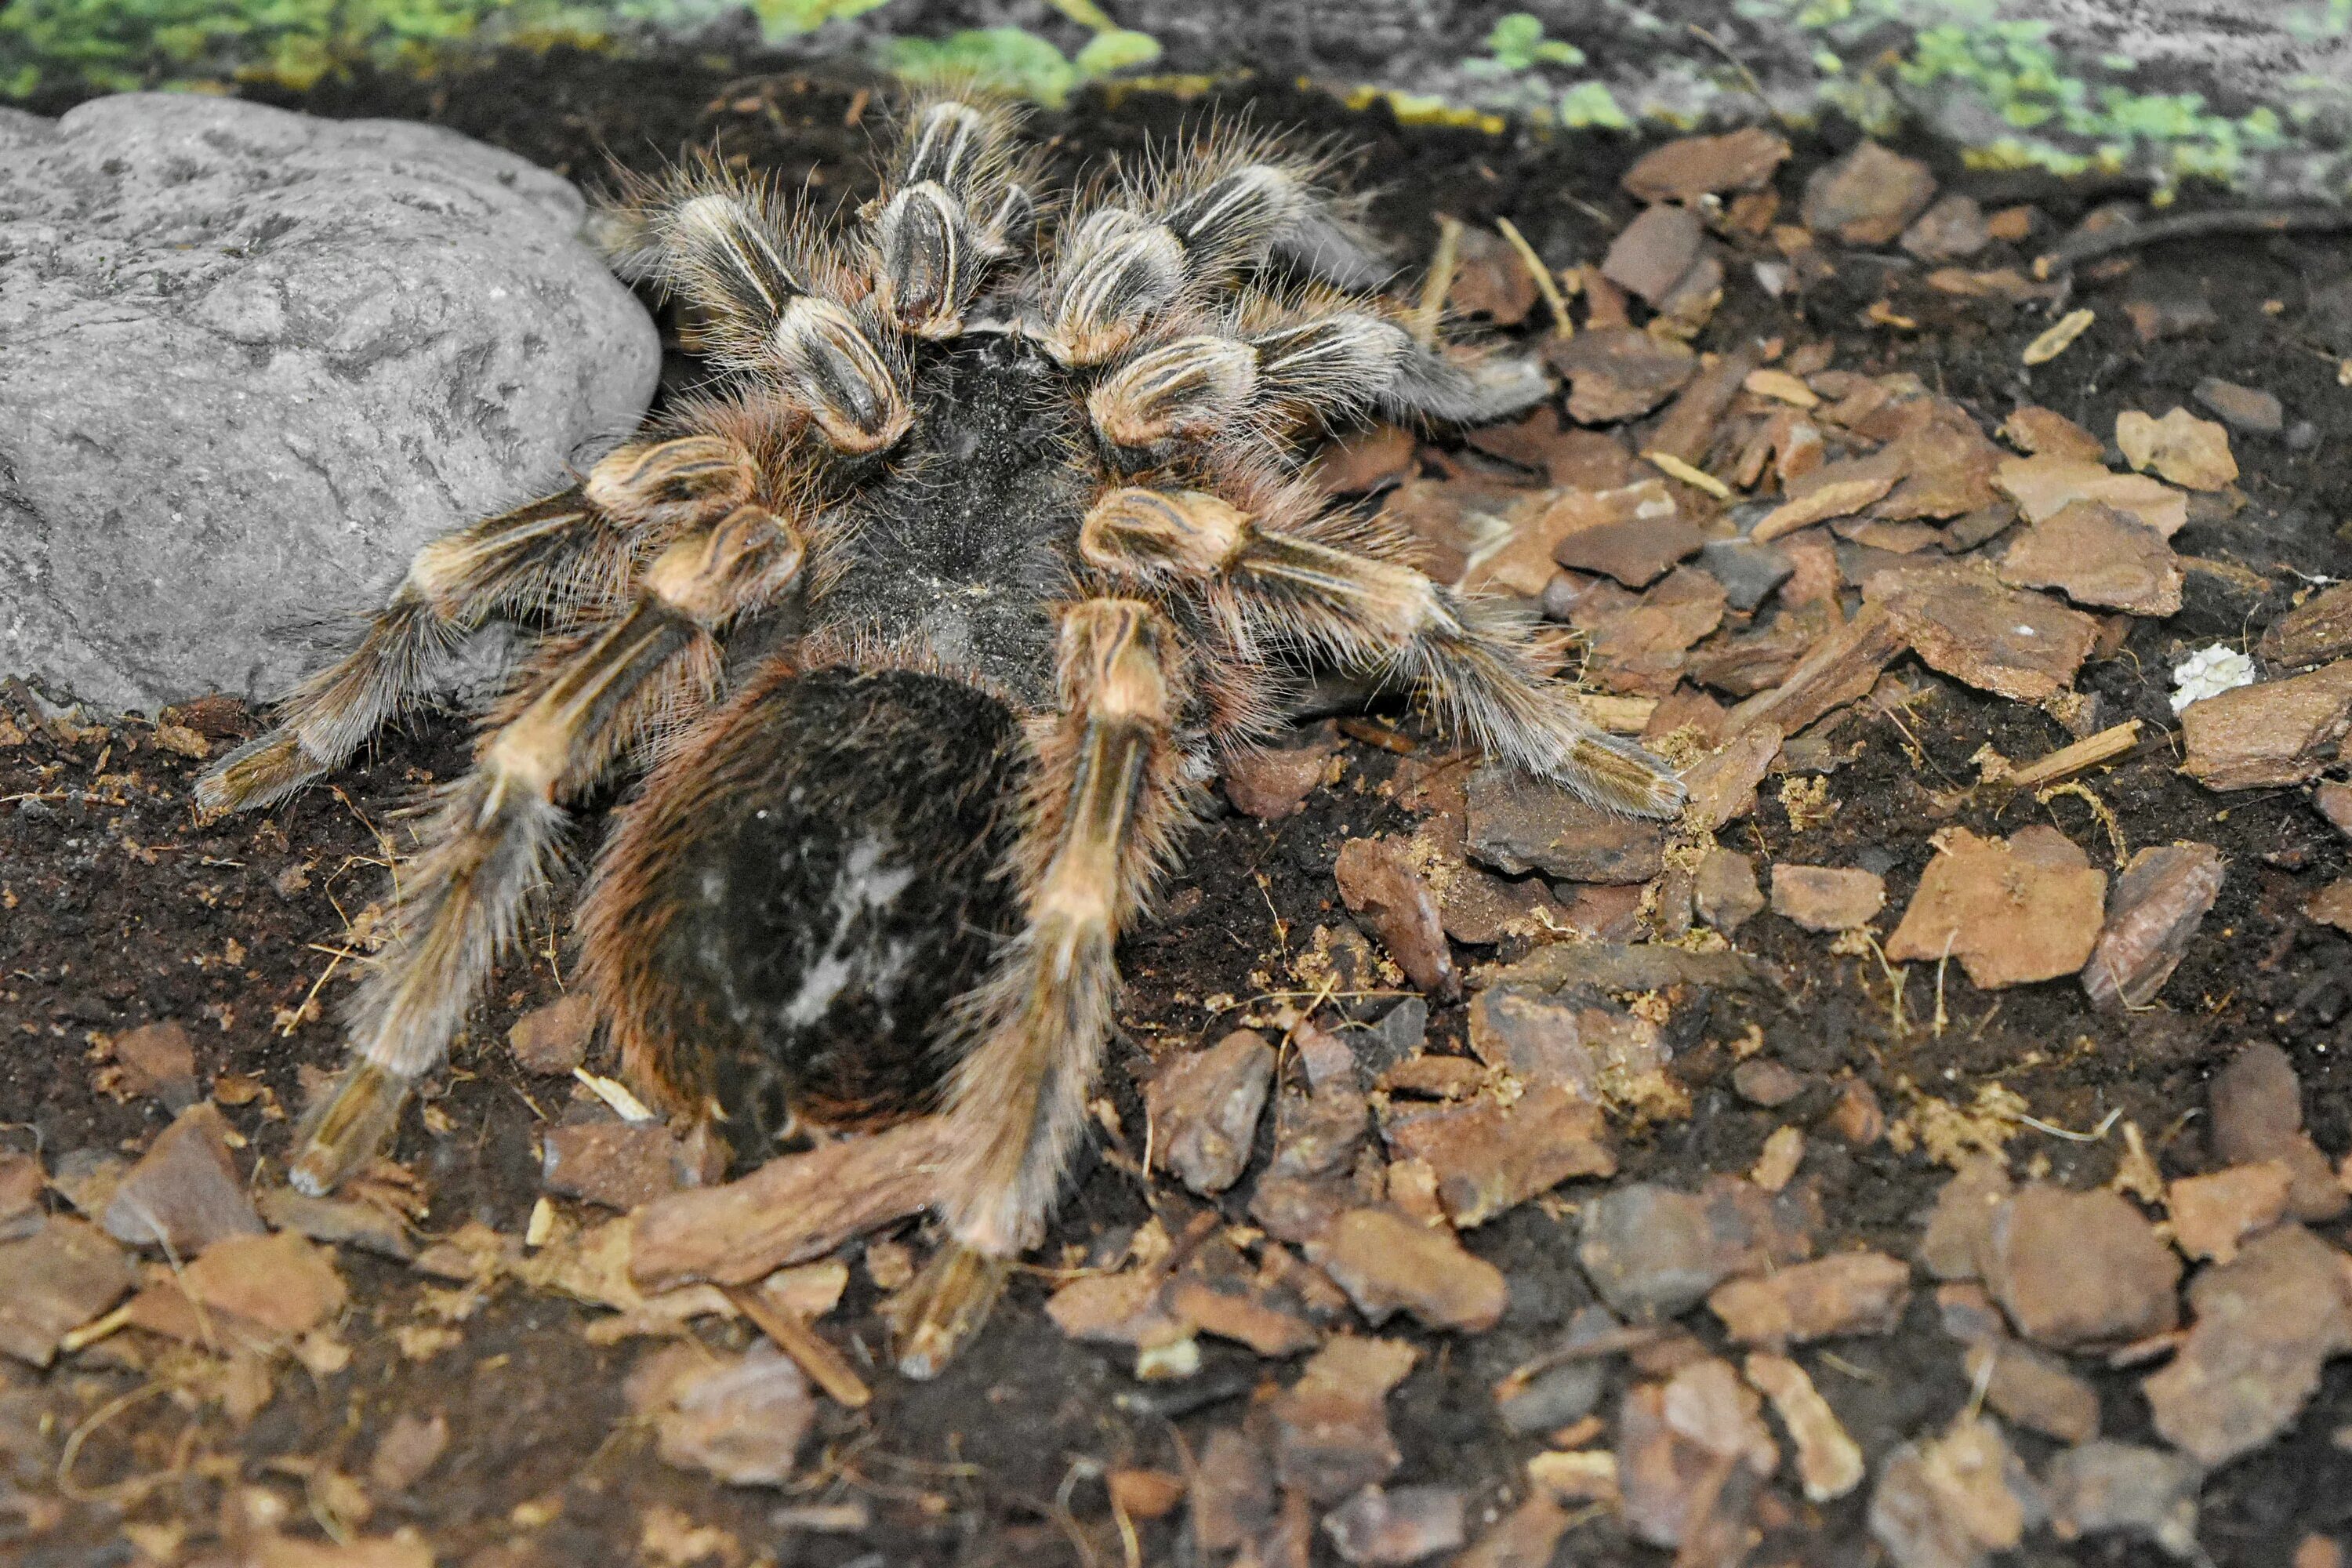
[1699,534,1795,613]
[0,94,659,712]
[2043,1441,2201,1559]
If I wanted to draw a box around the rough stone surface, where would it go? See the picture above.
[1871,560,2100,704]
[1335,837,1460,998]
[2261,581,2352,669]
[1707,1250,1912,1345]
[1322,1484,1466,1565]
[1962,1334,2100,1443]
[2079,842,2224,1010]
[1307,1207,1507,1332]
[0,1217,138,1367]
[1622,128,1791,204]
[1545,327,1697,425]
[2167,1161,2292,1265]
[1577,1177,1817,1321]
[2194,376,2285,434]
[1262,1334,1417,1508]
[507,995,595,1076]
[1380,1084,1614,1226]
[542,1120,713,1211]
[1996,501,2182,617]
[1900,194,1991,262]
[1693,847,1766,932]
[1868,1419,2042,1568]
[1223,720,1345,820]
[0,94,659,711]
[1745,1352,1865,1501]
[109,1020,199,1109]
[636,1340,815,1487]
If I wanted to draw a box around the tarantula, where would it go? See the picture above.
[197,92,1686,1375]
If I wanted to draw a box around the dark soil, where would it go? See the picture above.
[6,45,2352,1568]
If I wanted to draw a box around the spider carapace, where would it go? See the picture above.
[197,92,1686,1375]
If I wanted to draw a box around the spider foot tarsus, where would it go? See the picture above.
[288,1060,409,1196]
[889,1243,1013,1380]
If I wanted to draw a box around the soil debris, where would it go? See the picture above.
[1693,847,1766,932]
[2167,1160,2293,1265]
[1335,836,1461,998]
[506,994,594,1076]
[1621,127,1790,205]
[1867,1418,2042,1568]
[2043,1440,2202,1559]
[1871,560,2100,704]
[1978,1184,2180,1349]
[2078,842,2224,1009]
[1962,1334,2101,1443]
[2194,376,2285,434]
[108,1019,198,1108]
[102,1101,265,1255]
[1768,864,1885,931]
[1996,500,2183,616]
[629,1340,815,1486]
[1145,1028,1275,1195]
[2260,579,2352,668]
[2180,659,2352,789]
[1268,1334,1418,1502]
[1884,826,2107,987]
[1577,1176,1817,1320]
[630,1119,947,1290]
[1801,140,1938,246]
[1744,1351,1865,1501]
[1545,327,1697,423]
[1321,1483,1465,1565]
[1707,1250,1911,1345]
[1305,1207,1507,1332]
[2207,1041,2347,1221]
[2115,406,2238,491]
[1223,720,1345,820]
[0,1216,136,1367]
[2142,1225,2352,1465]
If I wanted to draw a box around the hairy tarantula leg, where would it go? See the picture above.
[870,97,1032,337]
[1044,209,1190,368]
[1083,489,1686,817]
[606,175,912,452]
[895,599,1188,1377]
[1378,336,1553,426]
[1085,313,1545,452]
[196,437,759,817]
[1158,160,1390,290]
[288,505,807,1196]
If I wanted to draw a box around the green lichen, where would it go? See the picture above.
[0,0,619,97]
[872,20,1158,108]
[1558,80,1632,130]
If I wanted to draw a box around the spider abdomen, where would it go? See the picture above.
[583,662,1029,1163]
